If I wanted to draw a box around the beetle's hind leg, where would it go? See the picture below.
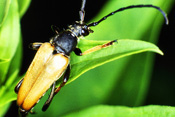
[15,78,24,94]
[42,65,70,111]
[29,42,43,50]
[42,82,56,111]
[74,40,117,56]
[54,64,70,94]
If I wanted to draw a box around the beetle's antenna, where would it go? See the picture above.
[79,0,86,24]
[88,4,169,27]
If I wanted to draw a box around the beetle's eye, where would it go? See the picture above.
[81,28,89,36]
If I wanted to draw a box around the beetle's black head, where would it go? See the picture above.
[68,21,94,37]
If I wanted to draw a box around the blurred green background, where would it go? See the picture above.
[1,0,175,116]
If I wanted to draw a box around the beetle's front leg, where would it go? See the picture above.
[74,40,117,56]
[42,64,70,111]
[14,78,24,94]
[29,42,43,50]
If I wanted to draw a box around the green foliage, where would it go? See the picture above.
[0,0,31,116]
[64,105,175,117]
[65,39,163,85]
[0,0,174,116]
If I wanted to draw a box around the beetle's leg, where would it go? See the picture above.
[42,65,70,111]
[75,40,117,56]
[42,82,56,111]
[51,25,60,34]
[54,64,70,94]
[29,42,43,50]
[15,78,24,94]
[19,109,28,117]
[74,48,82,56]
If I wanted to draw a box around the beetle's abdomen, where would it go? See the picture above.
[17,43,69,111]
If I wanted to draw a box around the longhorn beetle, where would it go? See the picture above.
[15,0,168,115]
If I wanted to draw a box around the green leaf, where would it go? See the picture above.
[0,102,11,117]
[0,39,23,107]
[64,105,175,117]
[63,39,163,85]
[17,0,31,18]
[0,71,18,106]
[0,58,10,63]
[0,0,11,26]
[0,0,27,115]
[0,0,20,84]
[5,34,22,88]
[105,1,174,107]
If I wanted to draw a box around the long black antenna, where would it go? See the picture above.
[79,0,86,23]
[88,4,169,27]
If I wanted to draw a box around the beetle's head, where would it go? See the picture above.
[68,21,94,37]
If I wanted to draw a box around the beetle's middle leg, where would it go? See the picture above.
[42,64,70,111]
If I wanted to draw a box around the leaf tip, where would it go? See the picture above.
[156,49,164,56]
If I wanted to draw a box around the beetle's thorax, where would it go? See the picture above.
[50,31,77,55]
[50,21,93,55]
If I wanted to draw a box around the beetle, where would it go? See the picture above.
[15,0,168,115]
